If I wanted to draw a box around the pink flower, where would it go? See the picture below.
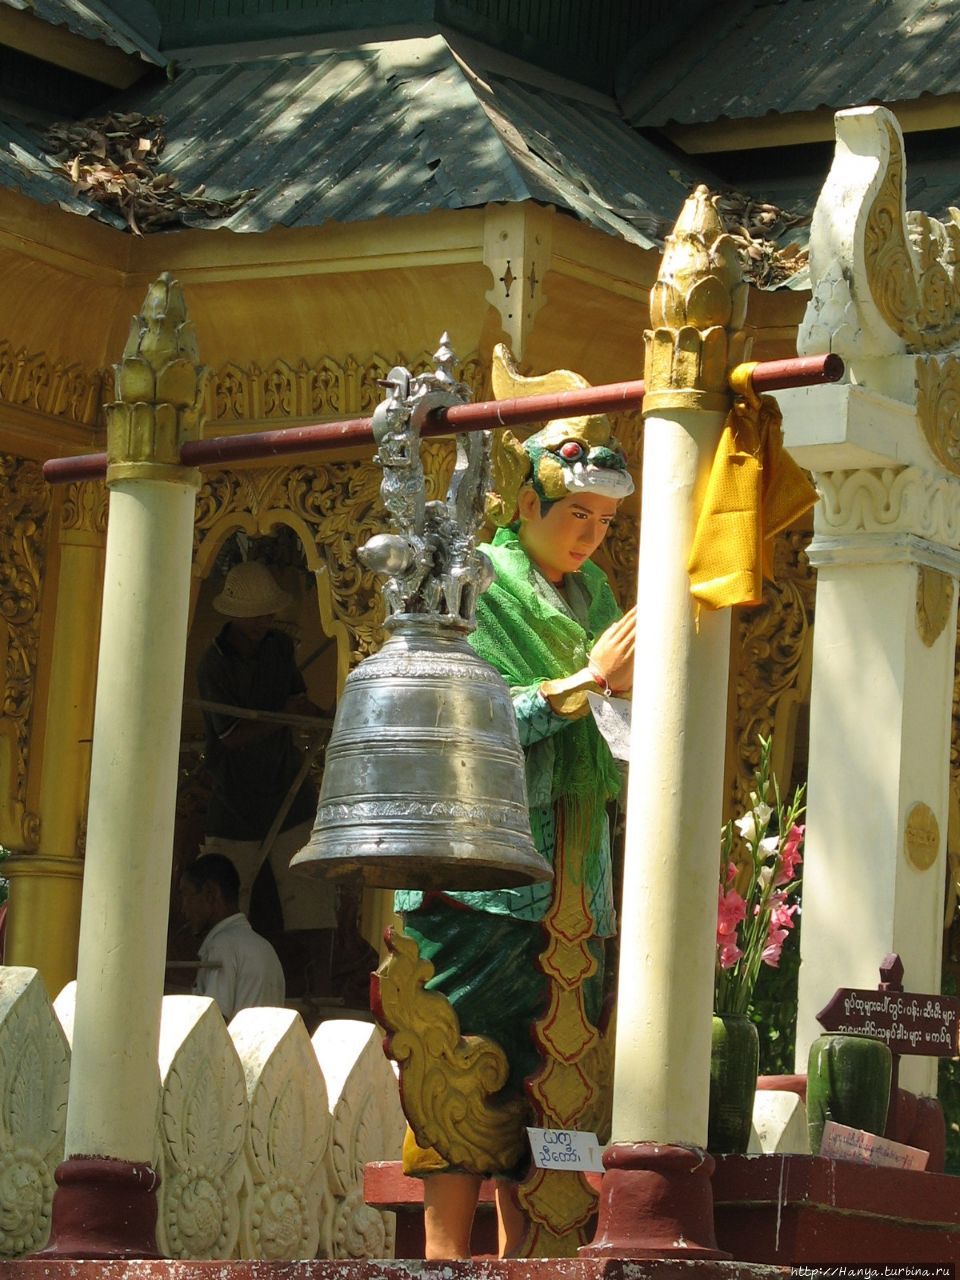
[775,824,804,886]
[717,886,746,938]
[716,881,747,970]
[761,894,798,967]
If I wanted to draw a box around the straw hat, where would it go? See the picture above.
[213,562,292,618]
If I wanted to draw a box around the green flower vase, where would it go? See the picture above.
[708,1012,760,1154]
[806,1033,892,1155]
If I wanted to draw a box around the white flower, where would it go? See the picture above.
[758,865,774,889]
[759,835,780,859]
[734,803,772,844]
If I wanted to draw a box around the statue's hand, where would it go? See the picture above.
[589,606,636,694]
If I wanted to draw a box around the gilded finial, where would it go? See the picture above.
[644,185,749,414]
[106,272,208,474]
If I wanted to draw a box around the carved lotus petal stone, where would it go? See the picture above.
[165,1167,238,1260]
[675,183,723,236]
[0,1145,53,1258]
[332,1187,388,1260]
[650,279,685,328]
[156,357,201,408]
[684,276,733,330]
[157,996,246,1258]
[232,1007,329,1260]
[666,234,711,296]
[0,969,67,1258]
[314,1019,405,1198]
[116,356,156,404]
[712,235,744,291]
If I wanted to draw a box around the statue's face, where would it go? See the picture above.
[517,488,618,584]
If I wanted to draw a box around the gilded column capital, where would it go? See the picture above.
[106,273,208,486]
[643,185,749,416]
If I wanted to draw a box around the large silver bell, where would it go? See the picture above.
[290,619,550,889]
[290,340,551,891]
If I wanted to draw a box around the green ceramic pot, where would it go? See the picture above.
[708,1013,760,1154]
[806,1033,892,1155]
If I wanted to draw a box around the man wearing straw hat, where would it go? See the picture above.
[197,560,337,988]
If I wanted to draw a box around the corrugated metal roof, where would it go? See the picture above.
[0,114,127,223]
[621,0,960,128]
[60,34,703,242]
[0,0,164,63]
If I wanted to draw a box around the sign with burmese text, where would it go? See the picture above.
[819,1121,929,1170]
[817,988,960,1057]
[527,1128,605,1173]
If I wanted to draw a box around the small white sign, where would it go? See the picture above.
[587,693,631,764]
[819,1120,929,1170]
[527,1127,605,1173]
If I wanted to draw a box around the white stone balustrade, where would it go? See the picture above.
[0,967,403,1261]
[315,1019,406,1259]
[0,968,70,1257]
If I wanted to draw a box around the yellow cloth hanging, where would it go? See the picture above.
[687,367,818,610]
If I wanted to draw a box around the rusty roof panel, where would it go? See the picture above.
[621,0,960,128]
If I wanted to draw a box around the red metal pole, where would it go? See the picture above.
[42,353,844,485]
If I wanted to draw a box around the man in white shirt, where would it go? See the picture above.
[180,853,286,1021]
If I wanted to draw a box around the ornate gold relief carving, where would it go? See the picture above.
[192,351,485,667]
[61,480,108,535]
[0,455,50,849]
[916,355,960,476]
[193,462,386,669]
[0,340,106,428]
[596,411,641,609]
[865,119,960,353]
[728,526,816,820]
[905,801,940,872]
[644,185,749,416]
[916,565,955,647]
[204,350,485,428]
[374,929,528,1174]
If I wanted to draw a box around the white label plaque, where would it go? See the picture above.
[527,1127,605,1173]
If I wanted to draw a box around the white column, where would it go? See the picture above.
[612,407,731,1143]
[65,472,199,1158]
[793,530,958,1095]
[606,184,747,1150]
[778,105,960,1097]
[58,274,207,1173]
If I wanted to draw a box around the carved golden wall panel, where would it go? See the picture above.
[61,480,108,536]
[864,118,960,354]
[596,411,642,610]
[0,341,107,428]
[0,455,50,849]
[192,351,485,670]
[727,525,816,820]
[203,351,485,427]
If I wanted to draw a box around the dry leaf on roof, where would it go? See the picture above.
[42,112,255,234]
[713,189,810,288]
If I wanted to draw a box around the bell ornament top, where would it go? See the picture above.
[360,335,493,632]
